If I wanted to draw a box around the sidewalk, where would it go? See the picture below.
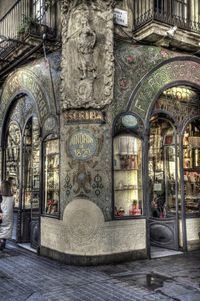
[0,243,200,301]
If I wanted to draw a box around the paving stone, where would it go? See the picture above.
[0,243,200,301]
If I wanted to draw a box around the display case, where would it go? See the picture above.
[113,135,143,217]
[183,121,200,214]
[44,137,59,216]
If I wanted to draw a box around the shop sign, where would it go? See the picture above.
[114,8,128,27]
[133,61,200,117]
[68,130,97,160]
[1,70,49,121]
[64,110,105,124]
[122,115,138,128]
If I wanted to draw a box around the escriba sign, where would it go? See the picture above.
[64,110,105,124]
[68,129,97,160]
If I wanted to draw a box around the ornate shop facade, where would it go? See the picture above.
[0,0,200,264]
[0,54,60,248]
[40,2,200,263]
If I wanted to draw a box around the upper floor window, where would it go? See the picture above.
[134,0,199,32]
[172,0,188,20]
[33,0,45,21]
[155,0,188,18]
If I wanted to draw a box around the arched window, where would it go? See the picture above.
[113,114,143,218]
[43,134,59,216]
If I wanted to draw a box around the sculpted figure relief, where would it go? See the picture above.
[61,0,114,109]
[78,17,96,80]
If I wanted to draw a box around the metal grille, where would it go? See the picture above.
[134,0,200,33]
[0,0,57,69]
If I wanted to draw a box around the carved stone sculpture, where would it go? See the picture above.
[60,0,114,109]
[77,16,96,80]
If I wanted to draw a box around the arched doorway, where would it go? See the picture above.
[148,114,179,251]
[148,85,200,256]
[3,95,41,250]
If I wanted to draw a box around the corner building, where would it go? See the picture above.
[0,0,200,264]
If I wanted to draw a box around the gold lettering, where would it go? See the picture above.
[80,111,85,120]
[90,111,96,120]
[85,111,89,120]
[64,110,103,123]
[96,112,103,120]
[68,112,73,121]
[70,133,93,146]
[134,96,145,112]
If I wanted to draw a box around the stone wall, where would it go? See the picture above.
[179,219,200,250]
[41,197,146,264]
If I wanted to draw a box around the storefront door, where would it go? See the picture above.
[147,85,200,252]
[4,96,41,249]
[148,115,179,250]
[22,116,40,248]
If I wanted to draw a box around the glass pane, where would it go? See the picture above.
[22,117,40,211]
[172,0,188,19]
[6,123,21,208]
[31,117,40,215]
[33,0,44,21]
[113,135,143,217]
[23,119,32,209]
[149,117,177,218]
[44,139,59,216]
[164,146,176,213]
[183,120,200,214]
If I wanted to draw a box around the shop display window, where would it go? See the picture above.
[43,136,59,216]
[113,134,143,217]
[183,120,200,214]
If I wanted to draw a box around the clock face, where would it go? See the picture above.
[122,115,138,128]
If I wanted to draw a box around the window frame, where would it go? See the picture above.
[112,112,144,220]
[42,133,60,218]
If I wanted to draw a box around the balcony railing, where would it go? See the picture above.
[0,0,56,39]
[0,0,58,76]
[134,0,200,33]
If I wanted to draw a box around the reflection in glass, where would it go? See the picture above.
[22,117,40,210]
[113,134,143,217]
[183,120,200,214]
[149,117,178,218]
